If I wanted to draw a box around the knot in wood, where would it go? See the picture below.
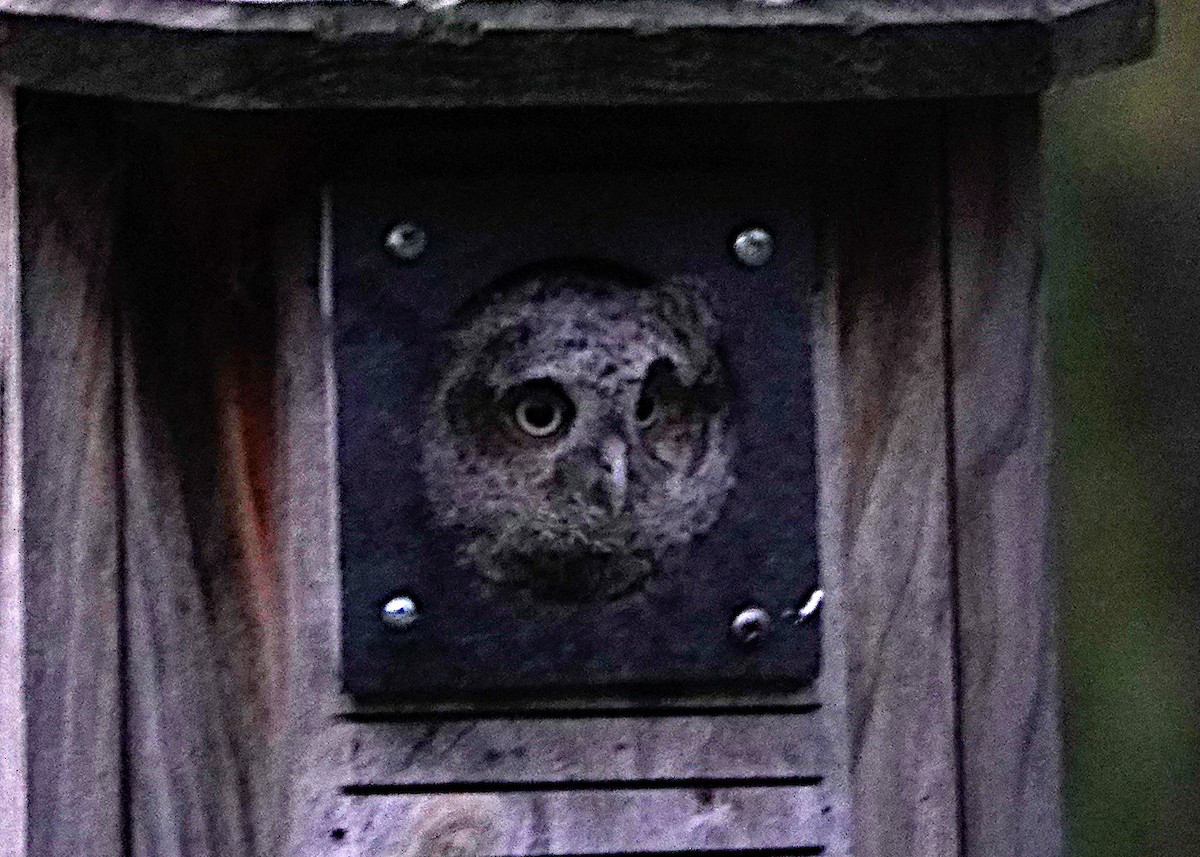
[408,797,502,857]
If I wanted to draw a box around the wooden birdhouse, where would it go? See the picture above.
[0,2,1154,856]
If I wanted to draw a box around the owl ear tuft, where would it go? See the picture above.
[648,276,721,382]
[652,276,718,335]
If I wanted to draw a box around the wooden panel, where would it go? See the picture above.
[947,98,1062,857]
[119,130,296,857]
[0,84,24,857]
[275,196,350,857]
[0,0,1155,108]
[19,99,124,857]
[816,104,961,857]
[332,713,827,785]
[344,786,831,856]
[121,332,270,857]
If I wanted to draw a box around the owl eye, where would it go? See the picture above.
[636,358,677,430]
[635,393,658,428]
[516,399,563,436]
[507,380,574,439]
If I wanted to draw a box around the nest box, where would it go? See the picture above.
[0,2,1153,856]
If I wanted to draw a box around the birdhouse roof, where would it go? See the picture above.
[0,0,1154,108]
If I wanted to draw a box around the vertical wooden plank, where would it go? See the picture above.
[947,98,1062,857]
[275,191,346,857]
[19,98,124,857]
[0,85,25,857]
[816,103,961,857]
[119,129,302,857]
[808,138,857,857]
[120,314,261,857]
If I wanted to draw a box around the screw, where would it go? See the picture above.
[384,222,428,262]
[381,594,420,631]
[783,588,825,625]
[730,605,772,645]
[731,226,774,268]
[795,588,824,623]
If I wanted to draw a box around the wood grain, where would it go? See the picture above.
[18,99,124,857]
[0,0,1154,108]
[331,713,828,785]
[275,192,353,857]
[815,103,961,857]
[342,786,832,856]
[118,129,299,857]
[0,84,24,857]
[947,98,1062,857]
[121,323,254,857]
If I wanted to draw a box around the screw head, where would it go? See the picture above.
[795,588,824,623]
[384,222,428,262]
[381,594,420,631]
[782,588,825,625]
[731,226,774,268]
[730,605,772,645]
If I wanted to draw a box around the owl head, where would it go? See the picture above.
[420,262,735,601]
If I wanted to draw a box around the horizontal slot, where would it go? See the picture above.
[342,703,821,723]
[331,712,831,783]
[329,786,834,855]
[344,776,824,796]
[500,849,824,857]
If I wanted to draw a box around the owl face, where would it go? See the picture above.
[420,266,735,601]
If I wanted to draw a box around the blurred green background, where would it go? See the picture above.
[1045,2,1199,854]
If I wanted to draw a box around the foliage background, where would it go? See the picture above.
[1044,2,1200,853]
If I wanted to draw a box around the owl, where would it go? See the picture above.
[419,262,735,602]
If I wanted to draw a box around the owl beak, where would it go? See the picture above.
[599,436,628,515]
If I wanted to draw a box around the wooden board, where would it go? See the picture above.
[18,98,124,857]
[343,787,830,855]
[947,98,1062,857]
[330,713,828,784]
[115,125,304,857]
[120,326,278,857]
[0,0,1155,107]
[0,84,24,857]
[275,195,348,857]
[815,103,961,857]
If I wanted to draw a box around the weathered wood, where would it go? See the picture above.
[332,713,828,784]
[275,193,350,857]
[19,100,124,857]
[947,98,1061,857]
[816,103,961,857]
[344,786,831,856]
[119,128,297,857]
[806,109,859,857]
[0,0,1155,108]
[121,323,254,857]
[0,84,24,857]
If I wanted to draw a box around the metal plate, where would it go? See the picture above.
[335,170,819,699]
